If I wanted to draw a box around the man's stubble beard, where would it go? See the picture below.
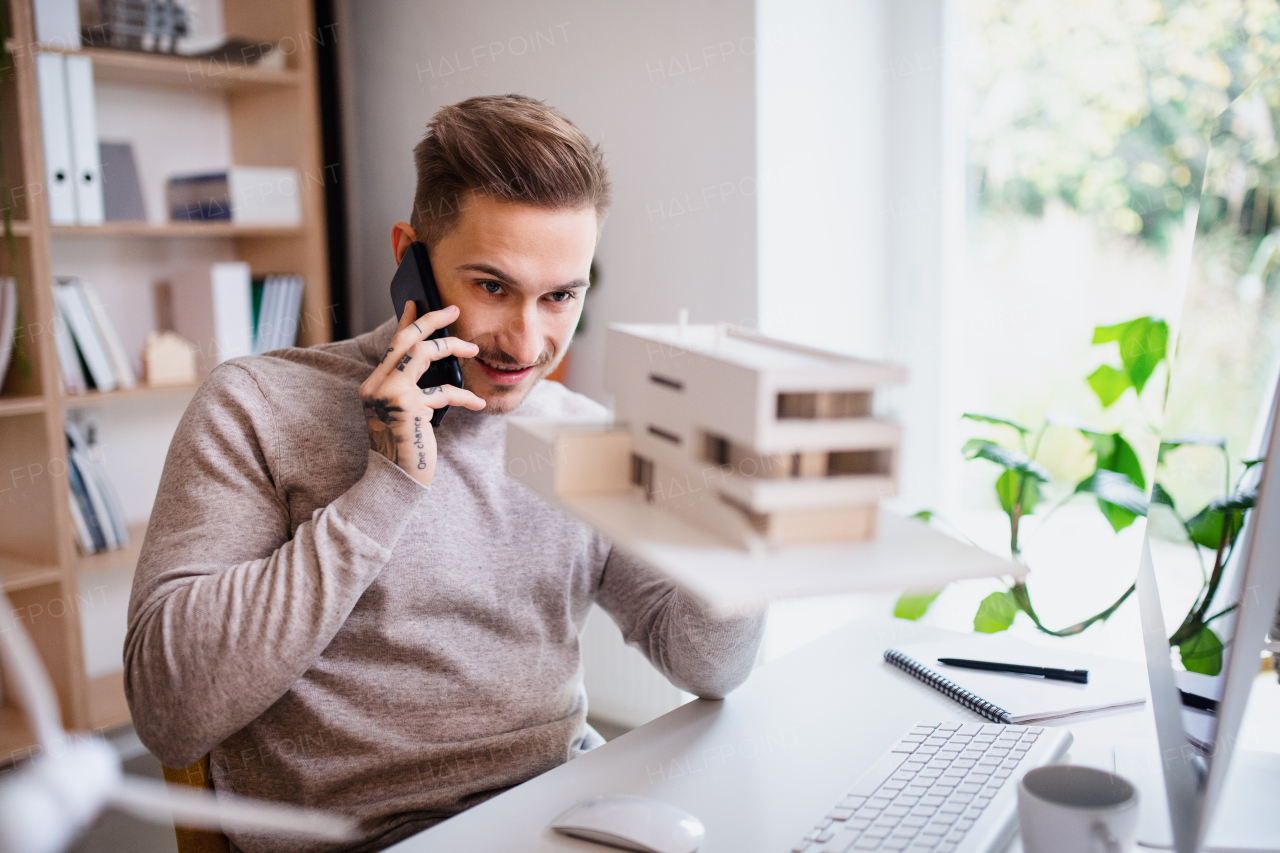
[462,339,570,415]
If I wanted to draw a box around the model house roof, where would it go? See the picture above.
[610,323,907,390]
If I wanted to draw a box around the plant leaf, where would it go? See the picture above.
[1150,482,1176,507]
[962,413,1031,434]
[1097,434,1146,490]
[1088,364,1131,408]
[912,509,934,522]
[1092,320,1131,344]
[1076,469,1148,532]
[1186,505,1244,550]
[1178,625,1224,676]
[962,440,1051,481]
[996,469,1040,517]
[1242,457,1265,470]
[974,591,1019,633]
[1159,433,1227,463]
[1208,488,1256,513]
[894,588,943,621]
[1118,317,1168,394]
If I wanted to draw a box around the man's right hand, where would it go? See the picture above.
[360,303,485,488]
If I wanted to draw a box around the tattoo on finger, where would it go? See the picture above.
[422,385,442,396]
[396,354,412,372]
[432,339,442,352]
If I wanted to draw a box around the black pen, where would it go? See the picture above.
[937,657,1089,684]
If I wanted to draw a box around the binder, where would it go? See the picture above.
[35,53,77,225]
[64,55,104,225]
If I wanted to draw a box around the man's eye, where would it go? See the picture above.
[546,291,575,303]
[481,281,503,295]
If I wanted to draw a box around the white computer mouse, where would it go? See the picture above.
[549,794,705,853]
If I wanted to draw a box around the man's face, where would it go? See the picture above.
[395,194,597,414]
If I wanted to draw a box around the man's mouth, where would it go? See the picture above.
[475,355,538,386]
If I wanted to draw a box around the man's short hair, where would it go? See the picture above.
[411,94,611,247]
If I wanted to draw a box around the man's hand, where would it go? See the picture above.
[360,303,485,487]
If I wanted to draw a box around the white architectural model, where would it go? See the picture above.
[508,320,1018,609]
[508,322,905,552]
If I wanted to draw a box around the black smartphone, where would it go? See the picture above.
[389,241,464,428]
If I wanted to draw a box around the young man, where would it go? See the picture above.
[124,95,764,853]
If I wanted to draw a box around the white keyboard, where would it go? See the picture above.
[789,722,1073,853]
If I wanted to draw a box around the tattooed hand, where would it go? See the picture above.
[360,302,484,487]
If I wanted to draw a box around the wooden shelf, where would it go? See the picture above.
[73,522,147,574]
[0,704,39,764]
[4,0,331,739]
[86,672,130,731]
[0,395,46,417]
[62,383,199,408]
[24,44,303,91]
[51,221,304,239]
[0,553,62,593]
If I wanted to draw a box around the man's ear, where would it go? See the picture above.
[391,221,418,265]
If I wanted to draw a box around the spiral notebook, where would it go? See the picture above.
[885,635,1147,724]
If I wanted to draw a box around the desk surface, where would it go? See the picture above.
[390,617,1161,853]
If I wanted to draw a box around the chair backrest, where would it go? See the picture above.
[160,755,231,853]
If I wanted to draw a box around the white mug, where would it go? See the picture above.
[1018,765,1139,853]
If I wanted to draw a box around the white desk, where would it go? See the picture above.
[389,617,1163,852]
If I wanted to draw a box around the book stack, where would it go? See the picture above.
[65,418,130,556]
[52,278,137,395]
[0,277,15,391]
[172,262,305,374]
[252,275,305,355]
[166,167,303,225]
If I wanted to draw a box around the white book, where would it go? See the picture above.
[213,262,254,362]
[35,53,77,225]
[34,0,79,48]
[226,167,302,225]
[78,281,137,389]
[64,55,104,226]
[253,275,279,354]
[53,280,117,392]
[66,482,96,555]
[66,420,128,550]
[0,277,15,390]
[889,634,1147,724]
[270,275,290,350]
[280,275,304,348]
[51,297,87,394]
[66,441,118,550]
[171,262,254,375]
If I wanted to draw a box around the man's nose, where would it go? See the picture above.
[498,301,544,366]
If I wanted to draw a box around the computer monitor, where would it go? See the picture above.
[1138,64,1280,853]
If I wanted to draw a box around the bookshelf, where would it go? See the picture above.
[0,0,332,757]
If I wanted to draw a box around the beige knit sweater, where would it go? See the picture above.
[124,319,765,853]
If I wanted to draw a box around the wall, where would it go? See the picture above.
[756,0,945,512]
[337,0,758,405]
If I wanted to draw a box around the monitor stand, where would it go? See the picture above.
[1128,748,1280,851]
